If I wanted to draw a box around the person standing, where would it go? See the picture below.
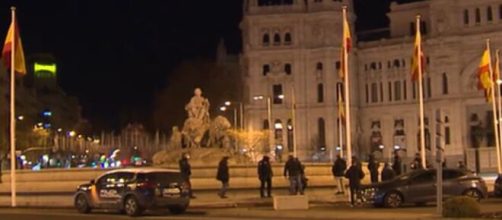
[367,154,379,183]
[258,155,273,198]
[179,153,195,198]
[381,162,396,182]
[216,156,230,198]
[345,160,365,206]
[284,155,303,195]
[331,155,347,194]
[392,153,402,175]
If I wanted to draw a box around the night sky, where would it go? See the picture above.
[0,0,419,132]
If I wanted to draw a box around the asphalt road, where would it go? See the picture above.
[1,199,502,220]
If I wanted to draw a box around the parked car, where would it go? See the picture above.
[359,168,487,208]
[494,174,502,197]
[74,168,190,216]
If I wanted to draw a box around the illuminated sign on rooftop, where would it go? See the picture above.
[34,62,57,78]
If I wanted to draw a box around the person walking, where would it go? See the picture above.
[331,155,347,194]
[392,153,402,175]
[258,155,273,198]
[284,155,303,195]
[216,156,230,198]
[367,153,379,183]
[179,153,195,198]
[345,160,365,207]
[381,162,396,182]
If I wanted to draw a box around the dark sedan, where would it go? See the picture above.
[360,168,488,208]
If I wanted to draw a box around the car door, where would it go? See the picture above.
[406,170,436,203]
[115,172,135,201]
[442,169,465,196]
[96,173,120,207]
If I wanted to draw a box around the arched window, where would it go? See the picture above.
[262,64,270,76]
[488,6,493,21]
[442,72,448,95]
[284,63,292,75]
[393,59,400,68]
[318,117,326,150]
[262,33,270,46]
[464,9,469,25]
[475,8,481,23]
[274,119,283,142]
[273,33,281,45]
[284,33,292,45]
[316,62,323,71]
[317,83,324,103]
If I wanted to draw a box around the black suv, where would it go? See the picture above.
[74,168,190,216]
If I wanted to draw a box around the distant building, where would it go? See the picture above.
[241,0,502,172]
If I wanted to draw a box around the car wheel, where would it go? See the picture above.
[75,194,91,214]
[168,204,188,214]
[463,189,482,201]
[124,196,143,216]
[384,192,403,208]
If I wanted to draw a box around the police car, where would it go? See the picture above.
[74,168,190,216]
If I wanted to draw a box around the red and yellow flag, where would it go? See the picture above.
[2,19,26,74]
[494,50,500,83]
[478,48,493,102]
[411,21,425,81]
[339,7,351,81]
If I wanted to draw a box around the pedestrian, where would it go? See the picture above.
[179,153,195,198]
[381,162,396,182]
[258,155,273,198]
[284,155,303,195]
[410,153,423,170]
[216,156,230,198]
[367,153,379,183]
[392,153,402,175]
[331,154,347,194]
[345,160,365,207]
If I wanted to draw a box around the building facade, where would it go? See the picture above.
[241,0,502,172]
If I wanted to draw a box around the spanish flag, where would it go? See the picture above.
[478,47,493,102]
[339,8,351,80]
[2,19,26,74]
[411,20,425,81]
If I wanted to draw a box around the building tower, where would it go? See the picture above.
[241,0,356,161]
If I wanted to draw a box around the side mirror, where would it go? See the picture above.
[90,179,95,185]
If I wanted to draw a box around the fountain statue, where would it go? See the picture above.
[182,88,210,148]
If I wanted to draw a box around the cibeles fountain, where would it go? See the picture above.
[153,88,254,166]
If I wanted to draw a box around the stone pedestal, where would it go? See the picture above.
[273,195,309,210]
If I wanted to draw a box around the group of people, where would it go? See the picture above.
[179,152,468,204]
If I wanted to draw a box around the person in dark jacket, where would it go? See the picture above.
[216,156,230,198]
[331,155,347,194]
[284,155,303,195]
[367,153,379,183]
[179,153,195,198]
[410,153,423,170]
[345,160,365,206]
[381,162,396,182]
[258,155,273,198]
[392,153,402,175]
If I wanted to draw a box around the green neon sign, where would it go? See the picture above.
[34,62,56,78]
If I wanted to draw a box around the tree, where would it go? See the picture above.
[227,129,268,162]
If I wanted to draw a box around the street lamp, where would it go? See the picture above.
[253,95,273,154]
[222,101,244,130]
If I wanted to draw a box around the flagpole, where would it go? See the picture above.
[487,40,502,173]
[9,6,17,207]
[342,6,352,167]
[416,15,427,169]
[338,85,344,158]
[291,86,297,158]
[496,49,502,172]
